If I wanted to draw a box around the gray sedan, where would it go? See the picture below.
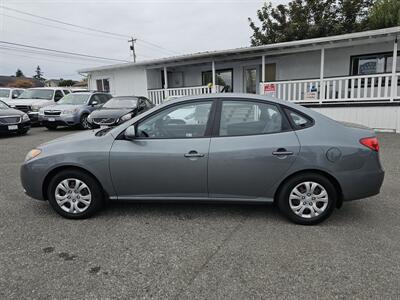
[21,94,384,224]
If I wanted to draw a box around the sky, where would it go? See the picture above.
[0,0,288,80]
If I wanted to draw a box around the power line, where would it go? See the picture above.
[1,13,174,57]
[0,46,110,65]
[1,13,124,41]
[0,5,128,38]
[0,5,180,55]
[0,40,128,62]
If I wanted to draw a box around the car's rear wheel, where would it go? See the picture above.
[277,173,337,225]
[47,169,104,219]
[45,124,57,130]
[80,114,91,129]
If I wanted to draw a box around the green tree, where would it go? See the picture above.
[249,0,374,46]
[58,79,76,87]
[33,65,44,80]
[15,69,24,77]
[368,0,400,29]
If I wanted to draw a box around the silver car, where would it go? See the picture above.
[21,94,384,224]
[39,92,112,130]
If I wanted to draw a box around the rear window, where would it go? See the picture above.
[284,108,313,129]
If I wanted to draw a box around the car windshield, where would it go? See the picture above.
[0,101,9,110]
[57,93,89,105]
[0,89,10,98]
[19,89,54,100]
[103,98,137,109]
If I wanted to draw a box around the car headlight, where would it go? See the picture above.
[38,109,44,116]
[119,113,132,122]
[22,114,30,121]
[25,149,41,162]
[31,105,40,112]
[62,108,78,115]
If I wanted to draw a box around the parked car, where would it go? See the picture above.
[21,94,384,224]
[0,88,25,104]
[39,92,112,130]
[9,87,70,124]
[88,96,153,127]
[0,100,30,135]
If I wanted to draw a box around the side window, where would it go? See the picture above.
[90,94,102,105]
[63,90,70,95]
[54,90,64,101]
[284,108,313,129]
[219,101,285,136]
[137,101,212,139]
[100,94,110,104]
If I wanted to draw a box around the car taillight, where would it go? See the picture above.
[360,137,379,152]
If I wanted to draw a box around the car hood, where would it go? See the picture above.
[0,108,25,116]
[10,99,53,106]
[0,97,9,102]
[90,108,133,119]
[39,128,108,148]
[43,104,82,111]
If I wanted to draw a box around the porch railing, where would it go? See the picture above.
[261,73,400,103]
[148,85,218,105]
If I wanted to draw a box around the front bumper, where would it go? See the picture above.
[21,162,46,200]
[39,113,80,127]
[28,112,40,124]
[0,121,31,134]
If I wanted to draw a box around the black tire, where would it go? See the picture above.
[18,129,29,135]
[46,124,57,130]
[47,169,104,219]
[277,173,337,225]
[80,114,91,130]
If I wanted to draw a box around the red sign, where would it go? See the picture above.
[264,83,276,94]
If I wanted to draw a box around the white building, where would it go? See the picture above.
[79,27,400,132]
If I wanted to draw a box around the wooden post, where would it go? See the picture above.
[261,55,266,95]
[212,60,216,93]
[390,37,398,101]
[163,66,168,100]
[319,47,325,104]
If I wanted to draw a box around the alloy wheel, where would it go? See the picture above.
[55,178,92,214]
[288,181,329,219]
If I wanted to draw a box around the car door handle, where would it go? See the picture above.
[184,151,205,158]
[272,148,294,156]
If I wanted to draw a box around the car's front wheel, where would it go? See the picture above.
[47,169,104,219]
[80,114,91,129]
[277,173,337,225]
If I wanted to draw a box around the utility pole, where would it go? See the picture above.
[128,37,137,63]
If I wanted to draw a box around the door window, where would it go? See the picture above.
[54,90,64,101]
[219,101,285,136]
[137,101,212,138]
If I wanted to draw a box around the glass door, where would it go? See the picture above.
[244,67,258,94]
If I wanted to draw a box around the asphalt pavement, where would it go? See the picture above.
[0,127,399,299]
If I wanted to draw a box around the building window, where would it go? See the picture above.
[202,69,233,92]
[96,79,110,92]
[351,52,400,75]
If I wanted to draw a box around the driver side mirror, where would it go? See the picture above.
[91,100,99,107]
[124,125,136,140]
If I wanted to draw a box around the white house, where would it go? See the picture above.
[79,27,400,132]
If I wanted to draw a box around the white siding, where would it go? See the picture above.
[313,106,400,132]
[89,66,148,97]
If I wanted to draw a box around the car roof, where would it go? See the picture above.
[111,96,139,100]
[27,87,66,90]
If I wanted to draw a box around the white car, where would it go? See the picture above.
[10,87,71,124]
[0,88,25,104]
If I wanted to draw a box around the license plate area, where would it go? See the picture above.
[48,118,55,122]
[8,125,18,130]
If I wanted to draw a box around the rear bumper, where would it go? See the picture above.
[340,169,384,201]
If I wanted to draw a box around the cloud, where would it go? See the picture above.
[0,0,288,80]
